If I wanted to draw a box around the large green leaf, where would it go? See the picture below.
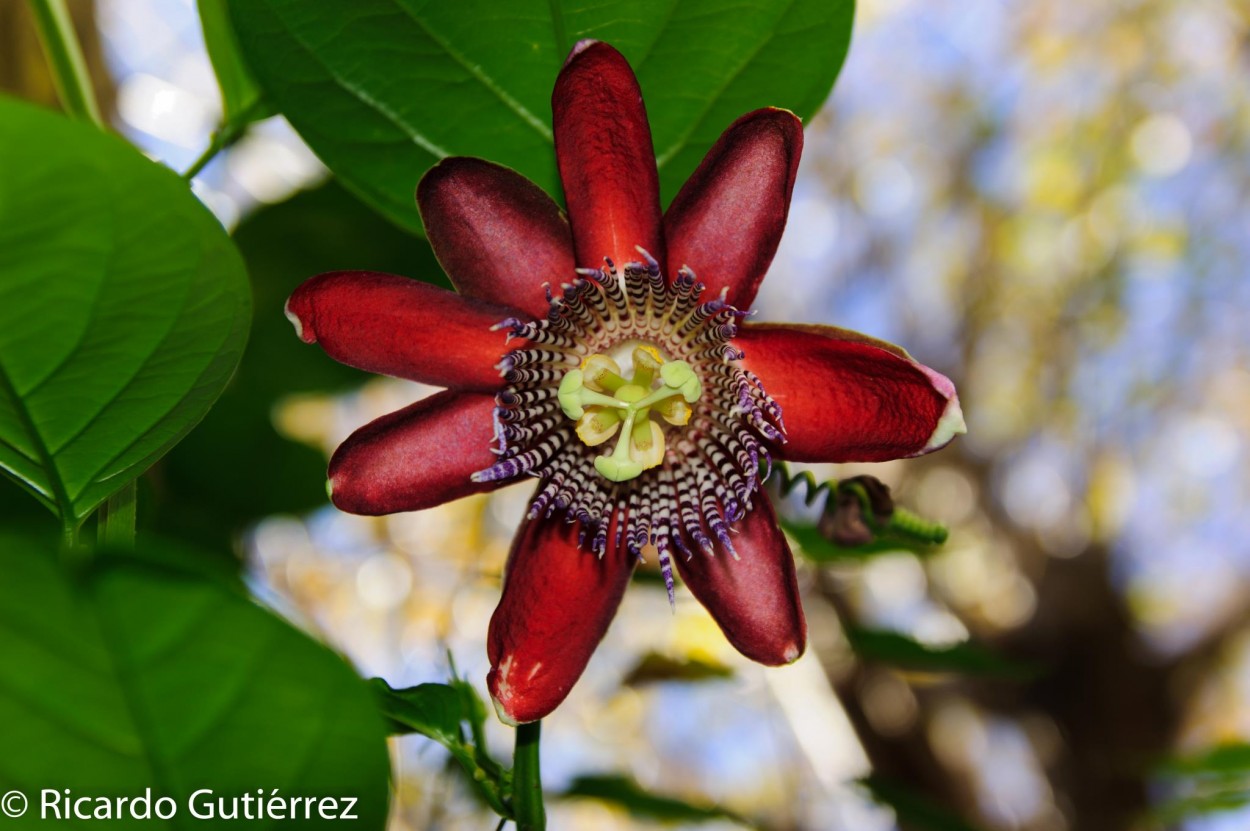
[227,0,854,234]
[0,531,390,828]
[152,181,442,547]
[0,98,250,529]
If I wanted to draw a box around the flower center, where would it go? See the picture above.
[469,250,786,603]
[558,347,703,482]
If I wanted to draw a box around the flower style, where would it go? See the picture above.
[284,41,965,724]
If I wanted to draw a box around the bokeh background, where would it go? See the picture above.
[3,0,1248,829]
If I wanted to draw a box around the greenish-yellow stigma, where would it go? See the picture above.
[557,346,703,482]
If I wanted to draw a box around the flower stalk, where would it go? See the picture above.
[512,721,545,830]
[27,0,103,127]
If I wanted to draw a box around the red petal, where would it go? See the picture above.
[418,157,574,319]
[553,40,663,271]
[487,509,634,724]
[285,271,514,391]
[673,495,805,665]
[328,391,501,515]
[664,108,802,307]
[737,323,965,462]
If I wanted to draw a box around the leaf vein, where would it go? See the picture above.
[653,0,800,169]
[390,4,553,141]
[0,361,74,526]
[263,2,454,160]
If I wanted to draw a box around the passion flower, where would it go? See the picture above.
[285,40,965,724]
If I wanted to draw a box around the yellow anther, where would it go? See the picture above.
[635,344,664,363]
[630,419,665,470]
[581,354,625,392]
[656,397,692,426]
[575,407,621,446]
[631,345,664,388]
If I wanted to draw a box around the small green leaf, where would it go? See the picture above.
[561,774,751,827]
[0,97,250,529]
[371,678,511,818]
[198,0,274,125]
[621,652,734,687]
[227,0,854,234]
[1148,743,1250,824]
[859,777,987,831]
[781,518,944,562]
[371,679,466,744]
[845,628,1038,679]
[1158,743,1250,778]
[0,530,390,827]
[447,666,494,761]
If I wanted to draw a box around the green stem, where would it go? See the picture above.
[512,721,545,831]
[27,0,102,126]
[182,99,264,181]
[181,128,231,181]
[97,480,137,550]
